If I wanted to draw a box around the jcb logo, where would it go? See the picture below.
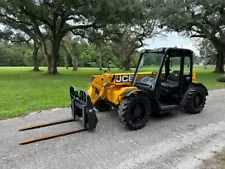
[116,75,133,83]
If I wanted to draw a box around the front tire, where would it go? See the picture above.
[184,86,207,114]
[118,94,151,130]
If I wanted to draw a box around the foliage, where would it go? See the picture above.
[0,42,31,66]
[217,74,225,82]
[158,0,225,73]
[0,40,138,68]
[2,41,196,68]
[104,3,162,70]
[197,39,217,65]
[193,53,201,65]
[0,27,41,71]
[143,53,162,65]
[61,36,83,70]
[0,0,150,74]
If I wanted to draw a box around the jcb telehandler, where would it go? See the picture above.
[19,47,208,144]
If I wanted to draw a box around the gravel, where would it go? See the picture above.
[1,89,225,169]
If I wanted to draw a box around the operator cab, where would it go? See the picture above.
[133,47,194,110]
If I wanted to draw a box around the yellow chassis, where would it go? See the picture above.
[88,71,196,106]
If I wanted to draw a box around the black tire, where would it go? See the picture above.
[118,94,151,130]
[184,86,207,114]
[95,100,111,112]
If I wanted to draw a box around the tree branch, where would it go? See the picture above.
[61,23,96,36]
[190,34,206,38]
[0,13,33,26]
[31,20,49,57]
[127,38,144,58]
[71,30,87,38]
[19,6,53,28]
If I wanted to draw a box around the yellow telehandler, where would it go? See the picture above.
[19,47,208,144]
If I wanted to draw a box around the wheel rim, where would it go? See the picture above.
[193,94,203,108]
[130,103,146,123]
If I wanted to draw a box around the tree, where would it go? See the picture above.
[0,0,136,74]
[158,0,225,73]
[197,39,217,69]
[62,36,83,71]
[85,29,107,71]
[105,2,162,70]
[31,40,40,71]
[0,28,40,71]
[0,0,95,74]
[0,41,34,66]
[193,53,201,65]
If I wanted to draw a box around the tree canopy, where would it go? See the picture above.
[158,0,225,73]
[0,0,144,74]
[1,0,225,75]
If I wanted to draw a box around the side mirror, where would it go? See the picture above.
[139,56,144,68]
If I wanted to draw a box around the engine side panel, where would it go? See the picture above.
[87,72,154,105]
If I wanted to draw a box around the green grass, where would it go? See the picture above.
[0,66,225,120]
[214,151,225,169]
[0,67,128,120]
[192,66,225,89]
[219,152,225,169]
[201,150,225,169]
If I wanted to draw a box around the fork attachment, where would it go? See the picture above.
[19,86,98,145]
[69,86,98,130]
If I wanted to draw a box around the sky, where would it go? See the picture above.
[143,32,199,55]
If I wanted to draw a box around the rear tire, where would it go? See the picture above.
[184,86,206,114]
[118,94,151,130]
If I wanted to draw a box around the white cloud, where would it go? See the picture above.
[181,43,199,55]
[142,32,200,55]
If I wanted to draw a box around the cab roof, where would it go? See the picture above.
[142,47,193,56]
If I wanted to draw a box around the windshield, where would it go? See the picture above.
[133,52,164,87]
[138,52,164,77]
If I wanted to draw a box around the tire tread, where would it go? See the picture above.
[184,87,206,114]
[118,94,151,130]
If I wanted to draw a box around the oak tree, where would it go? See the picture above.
[158,0,225,73]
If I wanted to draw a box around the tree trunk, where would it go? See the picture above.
[33,42,40,71]
[64,55,68,69]
[72,63,77,71]
[124,55,131,71]
[46,41,60,75]
[47,57,58,74]
[99,51,102,71]
[119,54,123,70]
[64,43,78,71]
[204,64,207,70]
[75,58,78,70]
[72,58,78,71]
[214,52,225,73]
[112,47,123,69]
[211,38,225,73]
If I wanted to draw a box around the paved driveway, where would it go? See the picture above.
[1,89,225,169]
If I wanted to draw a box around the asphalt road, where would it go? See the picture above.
[1,89,225,169]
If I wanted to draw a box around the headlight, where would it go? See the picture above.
[102,82,111,87]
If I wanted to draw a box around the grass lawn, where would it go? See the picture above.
[218,151,225,169]
[0,66,225,120]
[201,150,225,169]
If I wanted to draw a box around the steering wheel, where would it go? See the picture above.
[136,76,162,99]
[136,76,156,87]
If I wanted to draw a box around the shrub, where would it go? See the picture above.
[217,74,225,82]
